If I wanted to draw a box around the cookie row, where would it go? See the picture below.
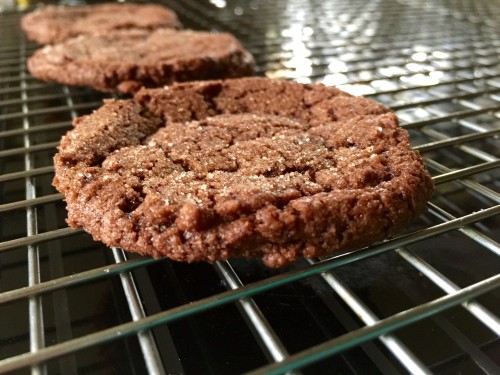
[21,4,434,267]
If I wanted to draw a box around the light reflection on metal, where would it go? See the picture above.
[209,0,227,8]
[262,2,461,93]
[322,73,348,86]
[336,84,376,96]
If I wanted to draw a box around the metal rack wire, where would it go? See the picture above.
[0,0,499,374]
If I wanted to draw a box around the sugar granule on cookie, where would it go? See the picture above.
[28,29,255,94]
[53,77,434,268]
[21,3,182,45]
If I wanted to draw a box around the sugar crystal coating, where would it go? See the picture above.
[54,78,434,267]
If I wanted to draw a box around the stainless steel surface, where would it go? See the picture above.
[1,0,499,374]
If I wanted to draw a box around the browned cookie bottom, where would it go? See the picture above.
[54,78,434,267]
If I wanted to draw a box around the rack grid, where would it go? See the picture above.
[0,0,499,374]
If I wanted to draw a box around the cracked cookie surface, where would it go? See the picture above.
[54,77,434,267]
[28,28,255,94]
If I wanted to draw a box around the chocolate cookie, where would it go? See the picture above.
[53,78,434,268]
[21,3,181,45]
[27,29,255,93]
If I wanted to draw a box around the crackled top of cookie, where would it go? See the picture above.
[54,78,434,267]
[21,3,181,45]
[28,28,255,93]
[33,28,250,65]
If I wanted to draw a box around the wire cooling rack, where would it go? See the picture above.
[0,0,499,374]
